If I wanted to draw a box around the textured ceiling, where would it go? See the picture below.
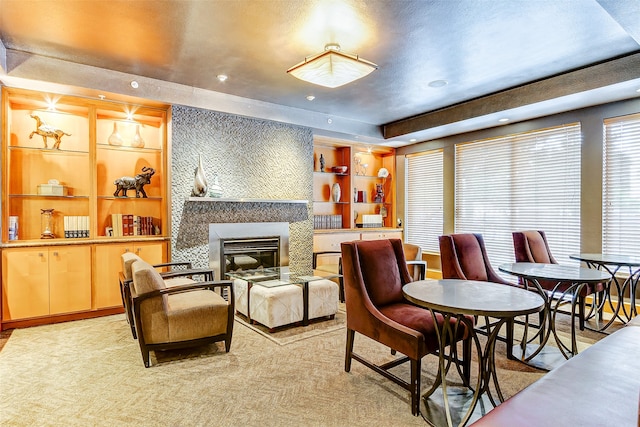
[1,0,640,146]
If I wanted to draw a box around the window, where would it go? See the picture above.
[603,113,640,254]
[405,149,443,253]
[455,124,581,268]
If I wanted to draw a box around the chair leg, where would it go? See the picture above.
[462,337,472,385]
[410,358,421,416]
[140,344,151,368]
[345,328,355,372]
[578,295,585,331]
[225,334,232,353]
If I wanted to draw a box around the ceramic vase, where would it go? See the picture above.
[131,124,145,148]
[108,122,124,146]
[192,155,208,197]
[332,182,341,202]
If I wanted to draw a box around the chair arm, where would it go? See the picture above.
[152,261,193,270]
[313,251,342,268]
[156,268,215,281]
[122,268,216,297]
[132,280,234,301]
[406,260,427,281]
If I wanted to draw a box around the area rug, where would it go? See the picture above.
[234,304,346,346]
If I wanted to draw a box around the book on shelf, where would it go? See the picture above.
[313,214,343,230]
[63,215,90,238]
[108,214,157,237]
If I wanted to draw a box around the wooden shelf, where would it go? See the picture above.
[313,138,395,230]
[1,86,170,328]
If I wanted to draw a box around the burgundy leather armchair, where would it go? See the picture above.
[341,238,471,416]
[439,233,518,358]
[512,230,605,330]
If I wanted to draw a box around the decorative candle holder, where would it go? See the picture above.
[41,208,55,239]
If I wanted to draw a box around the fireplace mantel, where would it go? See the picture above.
[187,197,308,204]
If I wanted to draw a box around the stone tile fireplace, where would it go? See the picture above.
[169,104,314,272]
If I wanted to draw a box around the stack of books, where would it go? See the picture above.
[107,214,157,237]
[64,216,90,238]
[313,214,343,229]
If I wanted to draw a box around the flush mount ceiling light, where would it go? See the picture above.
[287,43,378,88]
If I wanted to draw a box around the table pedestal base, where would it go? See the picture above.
[421,387,494,427]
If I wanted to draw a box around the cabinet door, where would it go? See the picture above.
[93,243,132,309]
[49,246,92,315]
[92,242,166,309]
[359,231,403,241]
[2,248,49,320]
[134,242,165,265]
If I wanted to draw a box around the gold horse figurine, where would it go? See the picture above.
[29,114,71,149]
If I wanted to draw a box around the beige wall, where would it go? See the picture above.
[395,97,640,270]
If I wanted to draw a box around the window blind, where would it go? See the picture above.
[405,149,443,253]
[603,113,640,254]
[455,123,581,269]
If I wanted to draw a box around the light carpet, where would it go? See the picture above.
[0,311,611,427]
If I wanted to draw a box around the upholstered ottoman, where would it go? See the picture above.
[308,279,339,320]
[249,283,303,330]
[232,279,251,318]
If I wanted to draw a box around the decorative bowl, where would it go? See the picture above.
[332,166,348,174]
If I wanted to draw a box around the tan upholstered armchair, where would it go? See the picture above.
[403,242,427,281]
[130,259,235,367]
[120,252,211,339]
[341,238,471,415]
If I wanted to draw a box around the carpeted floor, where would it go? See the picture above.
[0,310,612,427]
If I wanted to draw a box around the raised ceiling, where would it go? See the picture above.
[1,0,640,146]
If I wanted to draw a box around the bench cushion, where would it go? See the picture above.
[469,325,640,426]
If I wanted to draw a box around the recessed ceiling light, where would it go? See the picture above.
[130,81,139,89]
[409,138,417,142]
[306,95,315,101]
[217,74,228,82]
[327,118,332,124]
[498,118,510,123]
[636,88,640,93]
[428,80,448,88]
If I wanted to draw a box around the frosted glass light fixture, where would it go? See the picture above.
[287,43,378,88]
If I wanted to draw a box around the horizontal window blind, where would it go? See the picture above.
[603,113,640,255]
[455,124,581,270]
[406,149,443,253]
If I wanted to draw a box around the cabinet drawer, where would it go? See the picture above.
[359,230,403,241]
[313,232,360,252]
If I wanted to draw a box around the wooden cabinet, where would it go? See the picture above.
[93,242,165,309]
[1,87,170,328]
[313,137,396,230]
[2,245,91,321]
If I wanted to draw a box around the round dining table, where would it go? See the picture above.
[570,253,640,329]
[498,262,611,364]
[403,279,544,427]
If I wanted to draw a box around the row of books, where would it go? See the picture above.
[64,216,90,238]
[313,214,343,230]
[107,214,158,237]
